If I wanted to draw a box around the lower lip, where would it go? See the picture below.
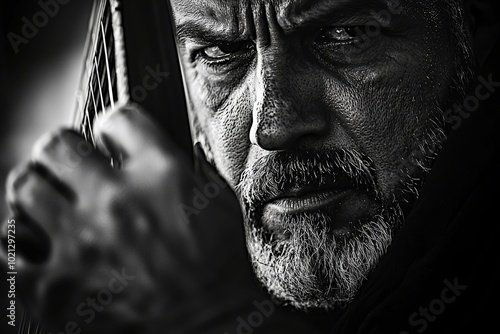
[264,189,353,215]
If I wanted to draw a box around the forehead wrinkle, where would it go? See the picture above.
[287,0,390,13]
[172,0,242,37]
[173,0,393,42]
[277,0,395,34]
[283,0,392,27]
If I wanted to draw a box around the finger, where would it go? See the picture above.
[0,215,51,264]
[6,163,69,227]
[0,223,45,300]
[5,164,61,264]
[93,104,178,165]
[31,129,114,191]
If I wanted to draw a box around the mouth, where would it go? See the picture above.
[265,188,354,215]
[261,184,379,236]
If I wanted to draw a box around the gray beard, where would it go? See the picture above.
[191,3,474,310]
[237,119,448,310]
[246,206,401,310]
[235,17,475,307]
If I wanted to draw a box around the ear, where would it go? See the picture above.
[468,0,500,66]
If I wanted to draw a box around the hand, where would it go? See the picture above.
[1,105,260,333]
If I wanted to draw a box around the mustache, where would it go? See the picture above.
[237,148,380,208]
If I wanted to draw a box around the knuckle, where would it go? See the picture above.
[6,164,31,200]
[5,163,52,209]
[100,105,140,130]
[152,156,192,191]
[32,129,76,158]
[142,149,181,176]
[88,176,124,210]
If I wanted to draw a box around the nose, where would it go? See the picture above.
[249,4,328,151]
[249,64,329,151]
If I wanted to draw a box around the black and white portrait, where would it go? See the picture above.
[1,0,499,333]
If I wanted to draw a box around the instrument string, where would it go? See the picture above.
[19,1,118,333]
[101,19,115,111]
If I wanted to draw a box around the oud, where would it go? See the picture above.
[18,0,192,332]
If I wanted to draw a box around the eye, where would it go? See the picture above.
[201,41,253,61]
[315,27,367,44]
[312,25,380,65]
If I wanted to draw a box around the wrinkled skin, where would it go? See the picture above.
[173,0,470,192]
[1,0,478,332]
[171,0,475,308]
[1,107,260,333]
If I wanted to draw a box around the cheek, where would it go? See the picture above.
[338,50,452,193]
[324,3,458,195]
[187,67,253,188]
[211,97,253,189]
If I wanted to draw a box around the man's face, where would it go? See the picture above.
[171,0,475,309]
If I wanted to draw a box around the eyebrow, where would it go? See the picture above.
[287,0,393,30]
[291,0,390,17]
[176,0,393,44]
[176,21,242,44]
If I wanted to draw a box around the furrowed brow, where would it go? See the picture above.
[286,0,394,30]
[176,21,243,45]
[175,0,395,44]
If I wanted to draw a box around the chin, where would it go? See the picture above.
[234,110,448,310]
[243,203,403,311]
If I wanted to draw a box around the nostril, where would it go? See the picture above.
[255,127,292,151]
[250,115,329,151]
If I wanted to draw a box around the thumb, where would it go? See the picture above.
[93,104,180,166]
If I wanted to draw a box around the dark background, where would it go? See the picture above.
[0,1,499,334]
